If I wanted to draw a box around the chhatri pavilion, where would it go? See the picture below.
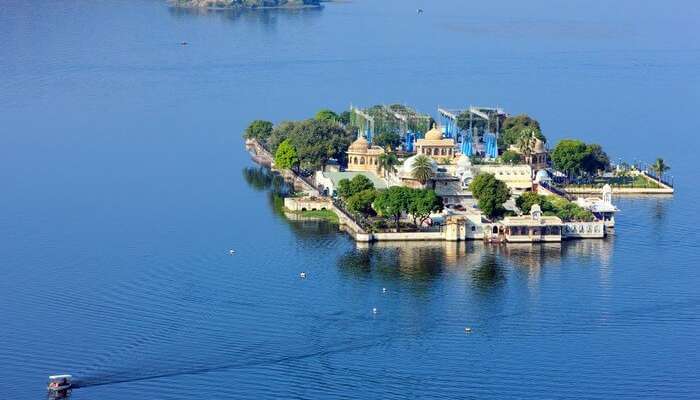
[346,135,385,172]
[414,124,456,162]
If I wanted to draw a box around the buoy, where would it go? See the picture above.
[382,287,387,293]
[181,41,188,46]
[372,307,378,314]
[229,249,235,255]
[299,272,307,279]
[464,327,472,333]
[417,8,423,14]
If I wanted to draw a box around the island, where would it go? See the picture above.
[244,104,673,243]
[172,0,321,9]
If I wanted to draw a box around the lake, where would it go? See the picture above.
[1,0,699,398]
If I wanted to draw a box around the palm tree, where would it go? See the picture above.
[377,152,399,179]
[517,129,535,162]
[651,158,670,178]
[411,155,434,185]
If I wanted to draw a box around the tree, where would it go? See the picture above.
[377,152,399,178]
[411,155,434,185]
[243,120,273,141]
[337,174,375,200]
[499,114,545,149]
[582,144,610,174]
[407,189,443,228]
[274,139,299,170]
[315,109,339,123]
[556,202,594,222]
[469,173,511,219]
[337,111,352,125]
[517,129,536,161]
[279,119,354,170]
[551,139,588,176]
[373,186,412,232]
[346,189,377,215]
[500,150,521,164]
[373,131,401,149]
[515,192,555,214]
[651,158,670,178]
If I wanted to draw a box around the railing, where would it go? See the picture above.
[641,171,674,188]
[539,181,573,200]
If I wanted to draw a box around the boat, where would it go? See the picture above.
[47,375,72,397]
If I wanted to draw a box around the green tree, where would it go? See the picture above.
[407,189,443,228]
[411,155,434,185]
[500,150,521,164]
[516,130,537,161]
[315,109,339,123]
[582,144,610,174]
[337,111,352,125]
[515,192,555,214]
[373,131,401,149]
[469,173,511,219]
[337,174,375,200]
[650,158,670,178]
[551,139,588,176]
[243,120,273,141]
[377,152,400,178]
[499,114,545,149]
[346,189,377,215]
[280,119,354,170]
[273,139,299,170]
[373,186,412,232]
[555,202,594,222]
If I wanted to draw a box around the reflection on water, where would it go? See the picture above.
[339,239,615,290]
[167,3,323,26]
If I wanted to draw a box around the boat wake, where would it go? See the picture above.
[72,337,385,389]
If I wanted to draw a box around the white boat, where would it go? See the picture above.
[47,375,72,396]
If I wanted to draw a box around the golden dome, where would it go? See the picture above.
[424,123,443,141]
[349,135,369,151]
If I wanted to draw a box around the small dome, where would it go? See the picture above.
[534,169,551,183]
[349,135,369,151]
[399,154,438,178]
[457,154,472,168]
[424,124,443,141]
[532,138,546,153]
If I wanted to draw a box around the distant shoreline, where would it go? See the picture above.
[169,1,325,11]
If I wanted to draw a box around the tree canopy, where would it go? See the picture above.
[267,119,355,170]
[337,174,375,200]
[499,114,545,149]
[500,150,521,164]
[651,158,670,177]
[373,131,401,150]
[273,139,299,170]
[411,155,434,185]
[346,189,377,215]
[373,186,412,231]
[551,139,610,176]
[469,173,511,219]
[315,109,339,123]
[243,120,273,141]
[516,192,594,221]
[407,189,443,227]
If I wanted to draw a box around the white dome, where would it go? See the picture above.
[457,154,472,169]
[534,169,551,183]
[399,155,438,178]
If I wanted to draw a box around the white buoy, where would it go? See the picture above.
[372,307,378,314]
[229,249,235,255]
[464,327,472,333]
[382,287,387,293]
[299,272,307,279]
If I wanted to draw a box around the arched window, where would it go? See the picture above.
[353,157,358,164]
[441,148,446,156]
[360,157,365,165]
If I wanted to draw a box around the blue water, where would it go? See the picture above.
[2,0,699,398]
